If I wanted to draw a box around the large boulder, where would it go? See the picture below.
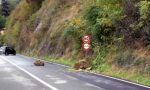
[74,59,90,70]
[34,60,45,66]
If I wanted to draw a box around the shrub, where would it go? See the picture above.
[115,50,150,76]
[83,0,122,45]
[64,17,86,51]
[92,46,108,69]
[138,0,150,20]
[115,51,136,68]
[0,35,5,45]
[84,6,100,25]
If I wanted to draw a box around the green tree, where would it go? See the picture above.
[8,0,21,11]
[83,0,122,45]
[1,0,10,16]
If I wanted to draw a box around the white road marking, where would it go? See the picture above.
[54,80,67,84]
[1,67,14,72]
[3,74,37,87]
[50,77,61,80]
[45,75,68,85]
[0,56,59,90]
[64,74,78,80]
[45,75,54,78]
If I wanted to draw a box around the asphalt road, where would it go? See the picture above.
[0,55,149,90]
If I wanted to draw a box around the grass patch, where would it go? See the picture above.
[91,64,150,86]
[42,56,75,67]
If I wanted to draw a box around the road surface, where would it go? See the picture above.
[0,55,149,90]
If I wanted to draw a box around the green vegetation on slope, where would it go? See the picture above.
[3,0,150,86]
[0,0,21,45]
[0,15,6,28]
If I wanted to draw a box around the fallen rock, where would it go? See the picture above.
[34,60,45,66]
[74,59,90,70]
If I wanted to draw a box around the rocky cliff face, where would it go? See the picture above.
[5,0,82,57]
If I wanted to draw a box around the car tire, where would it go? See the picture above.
[13,53,16,56]
[5,52,9,56]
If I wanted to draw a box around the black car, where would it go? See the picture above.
[0,46,16,55]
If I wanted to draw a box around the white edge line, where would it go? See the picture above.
[84,71,150,89]
[19,55,150,89]
[0,56,58,90]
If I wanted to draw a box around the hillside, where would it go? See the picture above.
[3,0,150,86]
[5,0,82,56]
